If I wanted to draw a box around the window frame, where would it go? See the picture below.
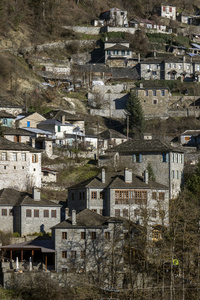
[34,209,39,218]
[26,209,31,217]
[43,210,49,218]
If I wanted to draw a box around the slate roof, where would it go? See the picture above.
[0,137,40,152]
[0,111,15,118]
[0,188,61,207]
[0,99,23,108]
[3,127,31,136]
[181,130,200,136]
[99,129,127,139]
[52,209,123,229]
[105,44,131,51]
[68,170,168,190]
[52,110,84,121]
[0,238,55,253]
[105,38,129,44]
[106,138,184,154]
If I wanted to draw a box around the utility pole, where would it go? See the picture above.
[127,115,129,139]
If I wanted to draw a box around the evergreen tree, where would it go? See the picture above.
[126,91,145,134]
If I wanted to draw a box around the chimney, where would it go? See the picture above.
[140,83,143,89]
[154,50,156,57]
[72,210,76,226]
[144,170,149,184]
[101,168,105,183]
[65,208,69,220]
[32,187,40,201]
[138,53,140,63]
[124,168,132,183]
[61,115,65,124]
[183,55,185,62]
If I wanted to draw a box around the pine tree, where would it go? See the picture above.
[126,91,145,134]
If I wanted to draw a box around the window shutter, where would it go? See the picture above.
[166,153,169,163]
[169,7,172,12]
[133,154,136,163]
[139,154,142,163]
[36,155,38,163]
[32,155,34,163]
[163,6,166,11]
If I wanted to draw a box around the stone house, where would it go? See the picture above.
[180,130,200,147]
[140,55,200,81]
[15,112,46,129]
[0,137,42,191]
[98,129,127,150]
[0,111,16,127]
[0,187,61,235]
[134,84,169,119]
[104,39,135,67]
[100,8,128,27]
[3,127,31,144]
[52,209,125,282]
[0,99,23,116]
[161,3,176,20]
[129,18,167,32]
[68,168,169,230]
[99,137,184,199]
[42,167,57,183]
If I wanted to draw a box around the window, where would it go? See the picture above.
[152,192,157,200]
[44,210,49,218]
[14,166,16,170]
[123,209,128,218]
[4,166,6,169]
[172,153,175,162]
[177,171,179,179]
[122,50,125,55]
[12,153,17,161]
[115,209,120,217]
[1,152,7,161]
[161,90,165,96]
[153,90,156,96]
[91,232,96,239]
[180,154,183,164]
[153,99,157,104]
[133,154,142,163]
[168,63,171,68]
[127,50,130,55]
[22,166,24,169]
[100,191,104,199]
[159,210,165,219]
[21,153,26,161]
[145,90,148,96]
[51,210,56,218]
[79,192,82,200]
[176,154,178,163]
[91,191,97,199]
[115,190,147,205]
[71,251,76,259]
[34,210,39,217]
[152,210,157,218]
[162,153,168,162]
[3,119,7,125]
[147,64,150,69]
[81,251,86,259]
[32,154,38,163]
[197,65,200,71]
[2,209,7,216]
[178,64,182,70]
[152,71,157,75]
[163,6,166,11]
[62,232,67,239]
[26,209,31,217]
[91,209,97,213]
[62,251,67,258]
[187,65,190,70]
[107,51,111,55]
[159,192,165,200]
[172,170,175,179]
[105,232,110,240]
[81,232,86,239]
[9,209,13,216]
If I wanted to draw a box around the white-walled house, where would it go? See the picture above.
[161,4,176,20]
[0,137,42,191]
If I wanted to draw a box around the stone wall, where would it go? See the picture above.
[63,26,100,35]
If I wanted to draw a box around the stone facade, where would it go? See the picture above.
[0,138,42,191]
[15,112,46,129]
[135,86,169,119]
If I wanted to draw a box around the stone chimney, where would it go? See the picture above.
[61,115,65,124]
[144,170,149,184]
[101,168,105,183]
[140,83,143,88]
[138,53,140,63]
[124,168,132,183]
[72,210,77,226]
[32,187,40,201]
[65,208,69,220]
[154,50,156,57]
